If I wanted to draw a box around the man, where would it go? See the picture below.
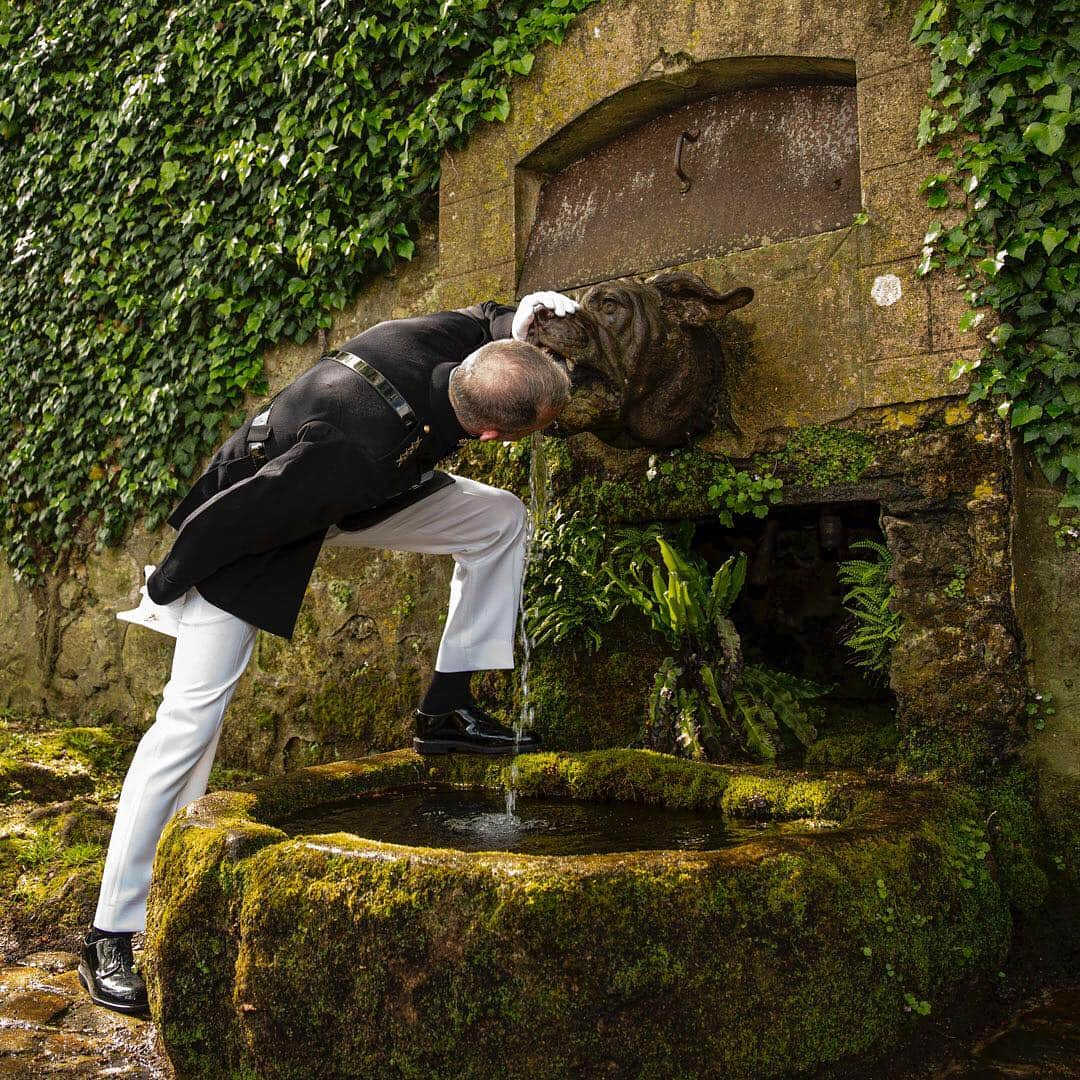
[78,289,579,1017]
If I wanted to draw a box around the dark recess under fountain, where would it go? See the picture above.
[693,500,897,718]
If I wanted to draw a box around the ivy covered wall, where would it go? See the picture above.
[0,0,597,583]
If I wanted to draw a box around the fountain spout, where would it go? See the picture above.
[528,269,753,449]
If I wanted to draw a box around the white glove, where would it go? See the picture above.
[116,564,187,638]
[511,290,580,341]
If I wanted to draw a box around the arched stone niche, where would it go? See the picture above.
[516,61,861,291]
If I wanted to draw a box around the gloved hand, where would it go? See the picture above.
[511,290,580,342]
[116,564,188,638]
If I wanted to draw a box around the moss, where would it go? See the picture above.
[719,772,841,819]
[431,748,737,810]
[974,762,1052,917]
[305,665,422,751]
[805,723,901,770]
[550,446,782,525]
[450,438,531,498]
[1034,768,1080,901]
[143,791,285,1077]
[0,798,114,946]
[476,611,666,753]
[753,423,878,488]
[0,719,134,801]
[145,748,1014,1080]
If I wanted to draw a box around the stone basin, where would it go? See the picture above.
[144,749,1011,1079]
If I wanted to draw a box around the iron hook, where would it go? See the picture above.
[674,129,699,194]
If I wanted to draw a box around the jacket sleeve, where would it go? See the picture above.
[146,421,390,605]
[451,299,517,343]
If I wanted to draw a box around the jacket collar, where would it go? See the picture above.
[431,362,474,446]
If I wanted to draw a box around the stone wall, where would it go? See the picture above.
[0,0,1072,811]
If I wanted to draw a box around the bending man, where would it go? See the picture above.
[79,290,578,1016]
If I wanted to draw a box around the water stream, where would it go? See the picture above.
[505,431,551,819]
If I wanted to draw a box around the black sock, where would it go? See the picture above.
[86,924,132,943]
[419,670,475,714]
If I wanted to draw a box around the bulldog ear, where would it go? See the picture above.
[647,271,754,324]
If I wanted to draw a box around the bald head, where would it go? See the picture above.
[449,338,572,439]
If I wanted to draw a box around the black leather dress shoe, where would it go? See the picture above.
[414,703,542,755]
[77,934,149,1016]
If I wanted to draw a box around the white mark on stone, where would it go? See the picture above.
[871,274,903,307]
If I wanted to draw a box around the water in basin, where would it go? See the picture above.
[276,784,770,855]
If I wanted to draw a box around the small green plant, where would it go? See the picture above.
[948,819,992,890]
[903,991,933,1016]
[1023,688,1056,732]
[836,539,902,678]
[525,514,675,653]
[1049,513,1080,553]
[15,830,62,871]
[944,563,969,598]
[327,580,354,609]
[391,593,417,620]
[526,509,617,653]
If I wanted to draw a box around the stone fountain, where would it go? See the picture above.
[144,749,1009,1079]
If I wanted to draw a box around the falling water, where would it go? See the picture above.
[506,431,551,819]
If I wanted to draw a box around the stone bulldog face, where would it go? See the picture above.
[526,271,754,448]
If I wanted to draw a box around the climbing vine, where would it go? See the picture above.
[0,0,598,583]
[911,0,1079,546]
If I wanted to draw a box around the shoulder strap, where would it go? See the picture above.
[245,347,419,468]
[246,388,287,466]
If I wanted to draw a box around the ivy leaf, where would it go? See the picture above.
[1023,121,1066,156]
[1042,85,1072,112]
[1010,403,1043,427]
[1041,226,1068,255]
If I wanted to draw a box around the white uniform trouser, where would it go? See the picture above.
[93,475,527,932]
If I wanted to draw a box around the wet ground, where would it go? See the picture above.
[0,948,169,1077]
[937,984,1080,1078]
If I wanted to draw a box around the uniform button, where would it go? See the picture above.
[423,424,431,434]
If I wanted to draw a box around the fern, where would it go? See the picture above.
[836,539,902,677]
[617,532,831,762]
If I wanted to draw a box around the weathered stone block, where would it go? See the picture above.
[856,60,930,172]
[438,184,515,276]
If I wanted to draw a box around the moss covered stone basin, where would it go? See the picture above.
[144,749,1012,1079]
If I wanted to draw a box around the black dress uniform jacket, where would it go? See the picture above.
[145,300,516,639]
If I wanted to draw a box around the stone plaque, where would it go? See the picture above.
[519,82,860,292]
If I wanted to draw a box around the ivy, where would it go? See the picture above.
[910,0,1079,546]
[0,0,598,583]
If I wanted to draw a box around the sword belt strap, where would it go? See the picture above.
[323,347,417,428]
[245,347,418,467]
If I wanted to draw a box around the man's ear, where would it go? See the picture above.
[646,270,754,325]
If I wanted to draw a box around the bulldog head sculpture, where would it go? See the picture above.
[526,270,754,449]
